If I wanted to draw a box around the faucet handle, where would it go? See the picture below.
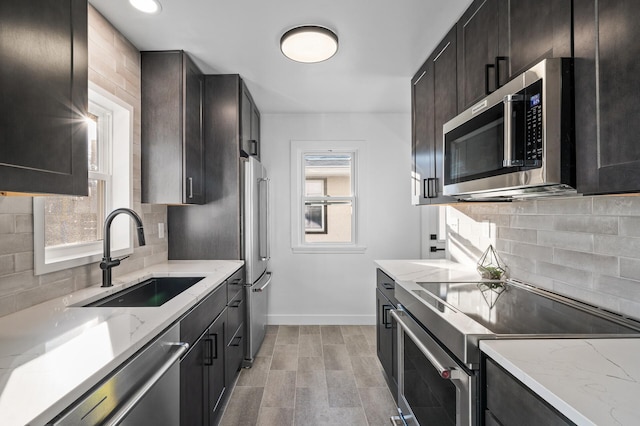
[100,258,122,270]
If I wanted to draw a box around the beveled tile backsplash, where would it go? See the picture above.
[447,195,640,320]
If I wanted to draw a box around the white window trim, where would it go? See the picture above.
[34,83,134,275]
[290,140,367,254]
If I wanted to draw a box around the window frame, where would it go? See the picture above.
[34,83,134,275]
[290,140,367,253]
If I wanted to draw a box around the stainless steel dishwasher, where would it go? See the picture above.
[48,322,187,425]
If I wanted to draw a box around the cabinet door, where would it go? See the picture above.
[457,0,499,110]
[251,104,261,159]
[208,313,226,424]
[376,290,394,393]
[183,55,204,204]
[575,0,640,194]
[411,60,434,205]
[0,0,88,196]
[225,324,245,388]
[181,336,206,426]
[502,0,572,81]
[432,28,459,204]
[240,84,258,157]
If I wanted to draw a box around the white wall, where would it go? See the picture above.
[261,113,421,324]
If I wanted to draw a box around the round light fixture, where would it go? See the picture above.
[129,0,162,14]
[280,25,338,63]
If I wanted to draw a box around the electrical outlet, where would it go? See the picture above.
[158,223,165,239]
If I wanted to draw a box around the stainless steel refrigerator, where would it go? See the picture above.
[243,156,271,364]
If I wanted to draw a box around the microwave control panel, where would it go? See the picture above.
[524,80,543,166]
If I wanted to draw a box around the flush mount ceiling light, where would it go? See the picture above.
[129,0,162,14]
[280,25,339,63]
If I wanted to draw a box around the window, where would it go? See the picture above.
[291,141,367,253]
[34,84,133,275]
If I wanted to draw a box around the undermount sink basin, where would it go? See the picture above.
[83,277,205,307]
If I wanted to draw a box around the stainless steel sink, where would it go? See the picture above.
[83,277,204,307]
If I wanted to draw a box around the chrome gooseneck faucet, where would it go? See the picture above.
[100,208,146,287]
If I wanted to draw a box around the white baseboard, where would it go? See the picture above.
[267,314,375,325]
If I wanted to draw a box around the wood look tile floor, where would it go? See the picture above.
[219,325,397,426]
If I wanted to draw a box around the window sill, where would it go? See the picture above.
[291,245,367,254]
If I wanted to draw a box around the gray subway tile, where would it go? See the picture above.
[14,252,33,273]
[497,227,537,244]
[537,196,593,215]
[510,242,553,263]
[595,235,640,259]
[0,255,15,276]
[0,294,16,318]
[619,216,640,237]
[621,258,640,281]
[0,233,32,256]
[594,274,640,300]
[500,253,536,274]
[537,230,593,252]
[15,215,33,233]
[554,249,618,276]
[0,271,39,296]
[593,195,640,216]
[536,262,594,288]
[510,214,555,230]
[554,215,618,235]
[0,215,15,234]
[0,197,33,214]
[16,279,74,311]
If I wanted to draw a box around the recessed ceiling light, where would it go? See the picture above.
[129,0,162,14]
[280,25,339,63]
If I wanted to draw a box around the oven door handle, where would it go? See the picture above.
[390,310,456,380]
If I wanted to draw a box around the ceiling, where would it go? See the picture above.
[89,0,472,114]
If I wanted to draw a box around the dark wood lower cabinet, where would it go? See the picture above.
[484,357,574,425]
[376,269,398,402]
[180,311,226,426]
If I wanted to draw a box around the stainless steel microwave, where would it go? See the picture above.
[443,58,575,200]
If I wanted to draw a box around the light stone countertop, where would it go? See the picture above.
[0,260,243,426]
[481,338,640,426]
[374,259,482,284]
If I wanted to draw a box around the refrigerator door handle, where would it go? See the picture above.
[259,177,270,261]
[253,272,272,292]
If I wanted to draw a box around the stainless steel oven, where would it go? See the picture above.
[442,58,575,200]
[390,309,477,426]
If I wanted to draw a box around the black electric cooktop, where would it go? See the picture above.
[415,281,640,336]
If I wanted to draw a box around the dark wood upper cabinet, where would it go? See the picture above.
[0,0,88,196]
[141,50,204,204]
[240,82,261,159]
[412,27,458,205]
[457,0,500,110]
[457,0,571,111]
[574,0,640,194]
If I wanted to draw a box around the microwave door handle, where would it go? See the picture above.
[503,94,524,167]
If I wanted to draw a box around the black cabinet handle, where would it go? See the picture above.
[495,56,508,89]
[424,178,438,199]
[430,246,446,252]
[211,333,219,360]
[485,63,496,95]
[382,305,393,329]
[230,335,242,347]
[249,140,258,156]
[382,282,394,290]
[230,278,242,286]
[229,299,242,308]
[204,338,214,366]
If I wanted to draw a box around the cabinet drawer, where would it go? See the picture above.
[227,267,244,303]
[226,290,245,345]
[485,358,574,425]
[181,283,227,347]
[225,323,245,385]
[376,269,397,304]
